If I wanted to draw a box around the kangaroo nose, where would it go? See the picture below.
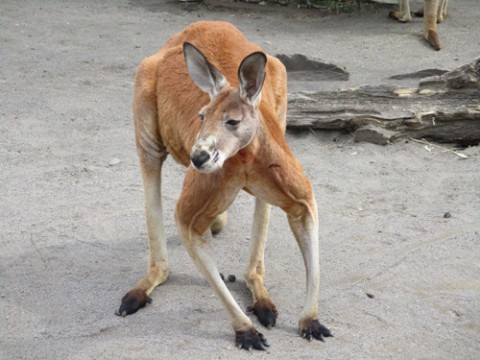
[191,150,211,169]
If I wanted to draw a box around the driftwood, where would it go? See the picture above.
[286,58,480,145]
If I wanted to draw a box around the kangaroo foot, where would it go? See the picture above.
[426,30,441,50]
[235,328,269,351]
[299,318,333,342]
[247,299,278,329]
[389,11,412,23]
[115,289,152,317]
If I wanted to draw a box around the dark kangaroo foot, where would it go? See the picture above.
[247,299,278,329]
[300,319,333,342]
[235,328,269,351]
[115,289,152,317]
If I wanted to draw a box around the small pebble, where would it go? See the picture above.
[443,212,452,218]
[108,158,122,166]
[227,274,236,283]
[366,293,375,299]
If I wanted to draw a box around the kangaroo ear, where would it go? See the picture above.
[238,52,267,107]
[183,42,228,100]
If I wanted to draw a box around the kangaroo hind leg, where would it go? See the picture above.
[117,61,170,316]
[287,202,332,341]
[256,161,332,342]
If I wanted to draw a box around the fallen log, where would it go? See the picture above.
[286,58,480,145]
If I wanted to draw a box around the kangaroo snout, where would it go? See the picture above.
[190,136,221,172]
[190,149,211,169]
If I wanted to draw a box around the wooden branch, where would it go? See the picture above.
[286,58,480,145]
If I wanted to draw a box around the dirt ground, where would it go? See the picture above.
[1,0,479,359]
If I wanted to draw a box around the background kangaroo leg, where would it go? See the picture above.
[244,199,278,328]
[389,0,412,23]
[437,0,448,22]
[424,0,441,50]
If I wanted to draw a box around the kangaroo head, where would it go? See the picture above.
[183,42,266,173]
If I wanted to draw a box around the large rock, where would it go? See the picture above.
[287,58,480,146]
[276,53,349,81]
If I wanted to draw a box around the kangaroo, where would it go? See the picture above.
[389,0,449,50]
[115,21,332,350]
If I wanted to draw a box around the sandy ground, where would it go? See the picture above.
[1,0,479,359]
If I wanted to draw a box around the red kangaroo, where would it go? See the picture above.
[116,21,332,350]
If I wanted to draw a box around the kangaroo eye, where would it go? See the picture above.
[198,113,205,122]
[225,119,240,127]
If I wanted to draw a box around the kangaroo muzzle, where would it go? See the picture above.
[190,137,222,173]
